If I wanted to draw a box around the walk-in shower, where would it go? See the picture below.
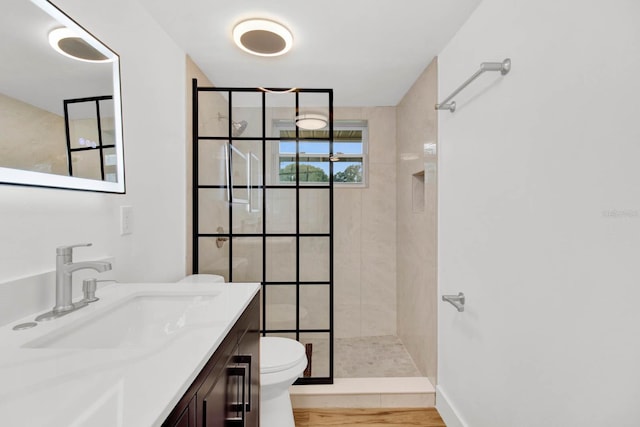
[192,81,334,384]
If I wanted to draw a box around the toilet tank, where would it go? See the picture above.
[178,274,225,284]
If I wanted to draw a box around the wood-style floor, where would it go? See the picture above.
[293,408,447,427]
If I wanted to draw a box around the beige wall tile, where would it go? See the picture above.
[334,250,361,338]
[333,188,362,255]
[360,226,396,336]
[368,107,397,165]
[333,107,397,340]
[395,57,438,382]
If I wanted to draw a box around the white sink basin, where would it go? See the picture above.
[25,292,225,349]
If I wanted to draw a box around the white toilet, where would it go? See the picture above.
[177,274,225,284]
[178,275,307,426]
[260,337,307,427]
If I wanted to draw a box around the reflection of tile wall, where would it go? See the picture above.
[333,107,397,339]
[0,93,67,175]
[396,58,438,382]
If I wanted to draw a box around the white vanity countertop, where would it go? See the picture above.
[0,282,260,427]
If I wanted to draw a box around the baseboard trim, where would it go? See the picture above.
[435,385,467,427]
[291,377,435,409]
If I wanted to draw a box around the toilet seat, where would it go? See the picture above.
[261,337,306,374]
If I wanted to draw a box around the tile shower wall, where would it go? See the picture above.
[396,58,438,382]
[0,93,66,175]
[333,107,397,339]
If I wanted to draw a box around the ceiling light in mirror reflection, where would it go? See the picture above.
[48,27,111,63]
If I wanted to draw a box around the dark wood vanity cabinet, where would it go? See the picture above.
[163,294,260,427]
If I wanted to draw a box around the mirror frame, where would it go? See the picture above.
[0,0,125,193]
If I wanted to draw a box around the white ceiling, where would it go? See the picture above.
[137,0,482,106]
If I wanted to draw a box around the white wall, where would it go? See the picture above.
[0,0,186,307]
[437,0,640,426]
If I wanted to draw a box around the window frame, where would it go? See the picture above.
[272,120,368,188]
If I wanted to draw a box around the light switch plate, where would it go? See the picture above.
[120,206,133,235]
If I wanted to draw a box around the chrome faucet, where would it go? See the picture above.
[35,243,112,322]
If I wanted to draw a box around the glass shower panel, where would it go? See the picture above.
[297,155,330,186]
[298,92,330,131]
[265,237,296,282]
[263,332,297,341]
[231,237,263,282]
[299,333,330,378]
[231,139,262,233]
[299,237,330,282]
[300,189,330,233]
[300,285,330,330]
[264,284,297,331]
[198,140,228,186]
[198,237,230,282]
[198,90,229,138]
[232,203,262,234]
[266,189,296,234]
[266,91,296,138]
[249,151,262,214]
[194,84,333,385]
[228,144,249,203]
[231,92,262,139]
[198,189,229,234]
[265,140,281,185]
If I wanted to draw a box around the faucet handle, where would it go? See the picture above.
[56,243,92,256]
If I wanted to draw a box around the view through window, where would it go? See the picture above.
[276,121,368,186]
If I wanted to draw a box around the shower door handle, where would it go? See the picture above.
[442,292,465,312]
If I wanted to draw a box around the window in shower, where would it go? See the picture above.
[192,83,334,385]
[275,121,368,186]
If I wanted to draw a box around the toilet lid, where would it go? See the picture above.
[260,337,307,374]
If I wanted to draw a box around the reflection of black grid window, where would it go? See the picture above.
[277,121,368,186]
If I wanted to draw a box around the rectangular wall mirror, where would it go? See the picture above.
[0,0,125,193]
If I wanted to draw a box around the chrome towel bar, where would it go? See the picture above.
[436,58,511,113]
[442,292,465,312]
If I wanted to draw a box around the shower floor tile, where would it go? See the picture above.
[335,335,421,378]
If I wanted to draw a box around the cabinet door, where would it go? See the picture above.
[201,368,226,426]
[236,312,260,426]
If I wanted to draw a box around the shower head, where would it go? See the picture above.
[232,120,248,137]
[218,113,248,137]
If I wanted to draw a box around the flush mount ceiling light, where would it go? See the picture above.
[48,28,110,63]
[295,113,328,130]
[233,19,293,57]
